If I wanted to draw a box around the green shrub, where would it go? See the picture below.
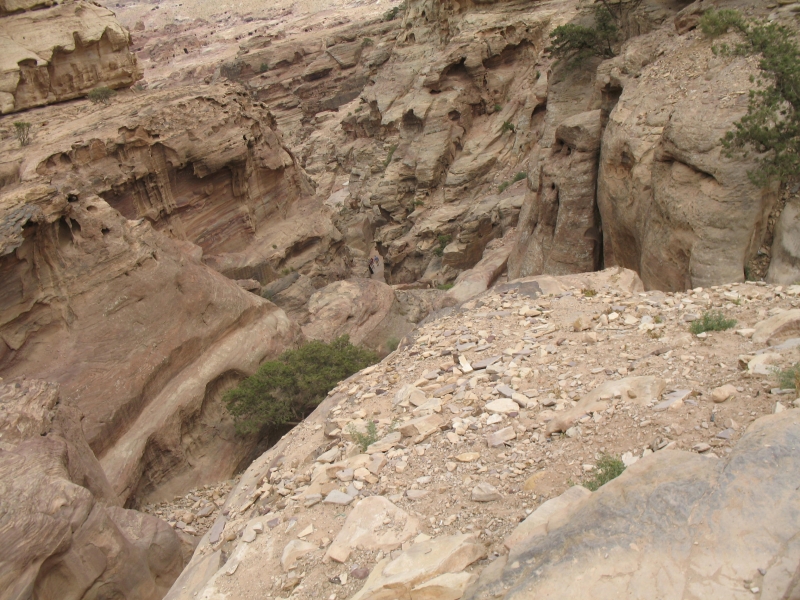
[225,336,378,434]
[582,288,597,297]
[512,171,527,183]
[548,5,618,67]
[776,363,800,391]
[349,420,379,452]
[436,282,454,290]
[259,63,269,73]
[88,86,115,105]
[386,336,400,352]
[384,2,405,21]
[500,120,516,134]
[433,234,452,257]
[494,103,503,112]
[13,121,31,146]
[498,181,510,193]
[583,454,625,491]
[383,144,397,168]
[689,310,737,334]
[701,9,800,185]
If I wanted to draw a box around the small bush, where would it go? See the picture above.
[259,63,269,73]
[776,363,800,391]
[437,282,454,291]
[386,336,400,352]
[225,336,378,434]
[498,181,510,193]
[384,2,405,21]
[689,310,737,334]
[433,234,452,257]
[349,420,379,452]
[383,144,397,169]
[583,454,625,491]
[494,103,503,112]
[699,8,746,37]
[500,120,516,134]
[13,121,32,146]
[412,199,424,207]
[582,288,597,297]
[512,171,527,183]
[363,37,374,46]
[88,86,115,105]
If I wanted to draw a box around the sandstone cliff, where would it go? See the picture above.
[0,0,142,114]
[0,378,189,600]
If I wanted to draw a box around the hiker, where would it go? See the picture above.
[368,256,375,274]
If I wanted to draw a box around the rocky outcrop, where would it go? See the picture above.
[0,185,301,506]
[302,278,418,352]
[596,24,779,291]
[0,0,141,114]
[0,378,188,600]
[465,410,800,599]
[768,192,800,285]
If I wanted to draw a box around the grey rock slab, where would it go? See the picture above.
[208,516,227,544]
[473,355,502,370]
[324,490,354,505]
[432,383,458,398]
[464,411,800,600]
[472,482,502,502]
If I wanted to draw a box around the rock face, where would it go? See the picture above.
[0,379,187,600]
[302,278,417,352]
[0,184,301,506]
[465,411,800,599]
[596,25,779,291]
[0,0,141,114]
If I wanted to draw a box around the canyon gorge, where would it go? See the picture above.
[1,0,799,598]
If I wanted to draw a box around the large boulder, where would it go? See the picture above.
[302,278,415,352]
[0,0,141,114]
[465,410,800,600]
[0,379,188,600]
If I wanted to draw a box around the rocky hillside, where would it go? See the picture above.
[1,0,800,598]
[161,269,800,600]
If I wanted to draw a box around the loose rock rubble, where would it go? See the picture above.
[165,269,800,600]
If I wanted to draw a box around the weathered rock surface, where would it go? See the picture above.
[0,0,141,114]
[596,25,779,291]
[465,410,800,599]
[0,379,187,600]
[0,185,300,505]
[303,278,417,352]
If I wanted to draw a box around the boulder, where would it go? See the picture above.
[752,310,800,346]
[0,379,187,600]
[303,278,416,351]
[503,485,591,551]
[326,496,420,563]
[465,410,800,599]
[448,232,517,304]
[351,534,486,600]
[767,194,800,285]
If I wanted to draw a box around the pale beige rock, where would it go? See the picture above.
[410,571,475,600]
[281,540,317,572]
[472,482,502,502]
[326,496,420,563]
[546,377,666,435]
[448,233,517,304]
[711,384,737,404]
[350,534,486,600]
[486,426,516,447]
[399,414,444,438]
[485,398,520,415]
[752,310,800,346]
[303,278,416,351]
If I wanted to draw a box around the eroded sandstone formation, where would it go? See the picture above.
[0,378,189,600]
[0,0,142,114]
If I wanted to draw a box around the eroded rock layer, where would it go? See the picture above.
[0,0,142,114]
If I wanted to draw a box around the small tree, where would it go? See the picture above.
[13,121,32,146]
[701,9,800,185]
[224,336,377,434]
[548,4,619,67]
[88,86,115,105]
